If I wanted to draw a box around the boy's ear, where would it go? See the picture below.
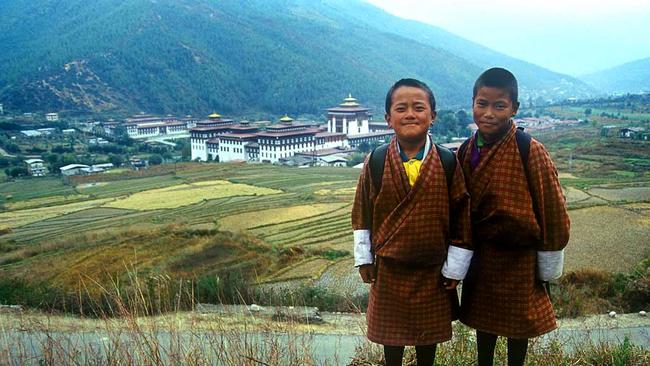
[385,113,393,128]
[512,101,520,116]
[431,110,437,122]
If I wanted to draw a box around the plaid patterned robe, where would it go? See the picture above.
[459,124,570,338]
[352,137,471,345]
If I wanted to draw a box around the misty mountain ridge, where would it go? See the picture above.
[581,57,650,95]
[0,0,598,117]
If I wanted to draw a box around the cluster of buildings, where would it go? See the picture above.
[97,96,395,166]
[17,95,397,177]
[19,128,75,137]
[601,126,649,140]
[513,117,582,132]
[59,163,114,176]
[23,160,118,178]
[97,95,394,166]
[189,95,393,165]
[100,113,199,139]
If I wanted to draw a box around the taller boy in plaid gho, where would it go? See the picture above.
[458,68,571,366]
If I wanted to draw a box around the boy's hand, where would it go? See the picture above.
[359,264,376,283]
[442,277,459,290]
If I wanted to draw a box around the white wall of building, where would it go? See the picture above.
[219,139,248,162]
[259,137,315,163]
[328,116,369,136]
[191,138,209,161]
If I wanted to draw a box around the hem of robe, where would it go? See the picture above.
[366,333,452,347]
[365,257,454,346]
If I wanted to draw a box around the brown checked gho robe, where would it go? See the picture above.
[352,137,471,346]
[459,123,570,339]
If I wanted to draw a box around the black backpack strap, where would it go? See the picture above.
[515,127,542,228]
[435,144,456,189]
[368,143,389,194]
[515,127,531,170]
[516,127,552,296]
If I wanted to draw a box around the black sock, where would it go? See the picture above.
[415,344,437,366]
[477,330,498,366]
[507,337,528,366]
[384,345,405,366]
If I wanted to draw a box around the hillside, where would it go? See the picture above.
[581,57,650,94]
[328,0,596,102]
[0,0,593,117]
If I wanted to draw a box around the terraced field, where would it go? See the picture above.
[565,204,650,273]
[1,161,648,300]
[247,203,352,250]
[0,198,116,230]
[104,180,282,210]
[220,203,348,232]
[0,163,360,288]
[588,186,650,202]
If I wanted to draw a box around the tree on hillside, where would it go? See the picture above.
[0,156,16,168]
[109,154,124,167]
[347,152,366,167]
[5,166,28,178]
[3,142,20,154]
[148,154,163,165]
[44,153,60,165]
[357,141,371,153]
[181,144,191,161]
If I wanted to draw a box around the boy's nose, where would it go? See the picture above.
[405,108,416,118]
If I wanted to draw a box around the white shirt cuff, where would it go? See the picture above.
[442,246,473,280]
[353,230,373,267]
[537,250,564,281]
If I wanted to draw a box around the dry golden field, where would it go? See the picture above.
[103,180,282,210]
[565,205,650,273]
[588,186,650,202]
[219,202,348,232]
[0,198,114,230]
[314,187,357,196]
[3,194,91,210]
[564,187,592,203]
[262,257,331,283]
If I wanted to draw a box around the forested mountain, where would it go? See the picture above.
[581,58,650,94]
[0,0,595,117]
[320,0,596,103]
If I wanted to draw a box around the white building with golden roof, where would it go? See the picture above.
[326,94,371,136]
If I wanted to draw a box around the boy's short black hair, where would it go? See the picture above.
[473,67,518,104]
[385,78,436,114]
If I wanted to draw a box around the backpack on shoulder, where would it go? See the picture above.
[368,142,456,194]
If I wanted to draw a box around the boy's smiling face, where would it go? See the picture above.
[473,86,519,142]
[385,86,436,145]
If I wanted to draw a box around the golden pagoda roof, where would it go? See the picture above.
[208,113,222,119]
[280,114,293,123]
[340,93,360,107]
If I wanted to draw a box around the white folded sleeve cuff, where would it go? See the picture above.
[537,250,565,281]
[353,230,373,267]
[441,246,474,280]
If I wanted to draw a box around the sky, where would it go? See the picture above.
[364,0,650,76]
